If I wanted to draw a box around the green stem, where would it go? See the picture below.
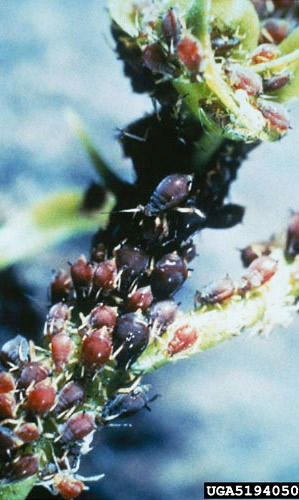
[192,130,224,172]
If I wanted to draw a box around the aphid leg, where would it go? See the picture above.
[173,207,206,219]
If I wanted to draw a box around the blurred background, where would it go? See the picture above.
[1,1,299,499]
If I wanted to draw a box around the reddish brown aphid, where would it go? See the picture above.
[168,325,198,356]
[27,380,56,415]
[285,212,299,260]
[149,300,178,331]
[11,454,39,480]
[125,286,153,312]
[195,276,235,305]
[228,65,263,95]
[51,334,74,372]
[54,474,84,500]
[0,335,29,367]
[70,255,94,292]
[61,411,95,443]
[88,305,117,330]
[0,426,23,455]
[257,99,290,131]
[81,329,112,370]
[45,302,71,338]
[161,8,181,45]
[16,423,40,443]
[91,242,106,263]
[53,382,85,416]
[150,253,188,298]
[251,43,279,64]
[18,362,49,389]
[263,72,290,91]
[240,255,278,292]
[261,19,289,43]
[0,372,15,393]
[240,242,271,267]
[176,36,204,75]
[0,393,16,419]
[273,0,295,7]
[93,259,117,292]
[211,36,240,56]
[50,269,72,304]
[143,43,168,73]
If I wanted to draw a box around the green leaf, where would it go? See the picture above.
[0,190,115,270]
[275,26,299,103]
[0,476,36,500]
[107,0,139,37]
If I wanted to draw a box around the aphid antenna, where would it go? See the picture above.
[117,128,146,143]
[106,422,133,428]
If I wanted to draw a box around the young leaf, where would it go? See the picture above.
[0,476,36,500]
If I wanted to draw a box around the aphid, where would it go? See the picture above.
[0,371,15,393]
[176,36,204,75]
[81,329,112,370]
[50,269,72,304]
[125,286,153,312]
[0,335,29,367]
[263,72,290,91]
[206,204,245,229]
[18,361,49,389]
[51,334,74,372]
[45,302,71,338]
[149,300,178,331]
[88,305,117,330]
[195,276,235,305]
[250,0,275,17]
[251,43,279,64]
[211,36,240,56]
[257,99,290,131]
[0,426,23,455]
[113,313,149,369]
[11,454,39,480]
[240,242,271,267]
[93,259,117,292]
[261,19,289,43]
[115,245,149,278]
[16,423,40,443]
[273,0,294,7]
[285,212,299,260]
[53,382,85,416]
[145,174,193,216]
[179,240,196,263]
[240,255,278,292]
[90,242,106,263]
[102,386,151,421]
[0,393,16,419]
[143,43,168,73]
[168,325,198,356]
[150,253,188,298]
[61,411,95,443]
[161,8,181,46]
[70,255,94,294]
[228,65,263,96]
[27,380,56,415]
[54,474,84,500]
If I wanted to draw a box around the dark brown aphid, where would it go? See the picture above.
[81,329,112,370]
[0,335,29,367]
[16,423,40,443]
[150,253,188,298]
[251,43,279,64]
[149,300,178,331]
[61,411,95,443]
[273,0,295,7]
[125,286,153,312]
[115,245,149,278]
[51,334,74,372]
[261,19,289,43]
[18,362,49,389]
[70,255,94,293]
[54,475,84,500]
[145,174,193,216]
[93,259,117,292]
[250,0,275,17]
[91,242,106,263]
[0,426,23,455]
[50,269,72,304]
[143,43,168,73]
[240,255,278,292]
[53,382,85,416]
[177,36,204,75]
[241,242,271,267]
[11,454,39,480]
[179,240,196,263]
[257,99,290,131]
[228,65,263,95]
[45,302,71,338]
[211,36,240,56]
[88,305,117,330]
[27,380,56,415]
[263,72,290,91]
[195,276,235,305]
[285,212,299,260]
[161,8,181,45]
[0,393,16,419]
[168,324,198,356]
[113,313,149,369]
[102,386,150,421]
[0,372,15,393]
